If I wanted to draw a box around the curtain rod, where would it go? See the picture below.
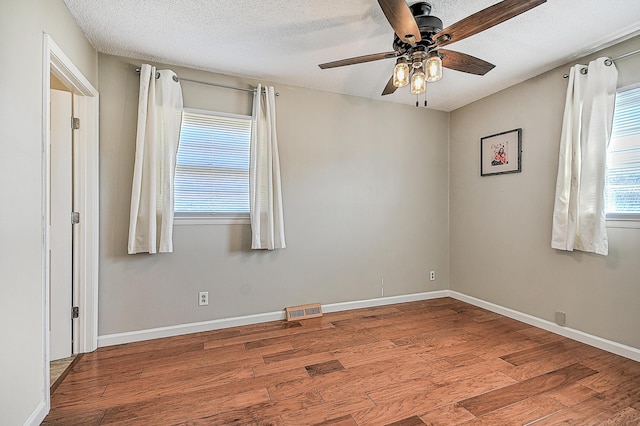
[134,67,279,96]
[562,48,640,78]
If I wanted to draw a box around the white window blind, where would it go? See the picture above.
[175,109,251,217]
[606,85,640,218]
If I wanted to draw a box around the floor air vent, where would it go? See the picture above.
[285,303,323,321]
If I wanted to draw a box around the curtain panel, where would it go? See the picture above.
[250,84,286,250]
[551,57,618,255]
[128,64,183,254]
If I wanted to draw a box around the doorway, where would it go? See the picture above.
[43,33,99,411]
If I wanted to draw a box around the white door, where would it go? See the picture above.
[50,89,73,361]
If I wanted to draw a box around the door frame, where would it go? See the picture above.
[42,34,99,406]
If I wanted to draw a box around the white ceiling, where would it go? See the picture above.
[64,0,640,111]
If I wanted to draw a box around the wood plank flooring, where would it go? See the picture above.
[43,298,640,425]
[50,354,82,395]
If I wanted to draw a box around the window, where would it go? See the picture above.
[606,85,640,220]
[174,109,251,221]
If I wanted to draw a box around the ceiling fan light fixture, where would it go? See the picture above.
[393,58,410,88]
[425,51,443,82]
[318,0,547,101]
[410,66,426,95]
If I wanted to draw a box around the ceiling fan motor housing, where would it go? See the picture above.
[409,1,432,16]
[393,2,443,52]
[415,15,443,40]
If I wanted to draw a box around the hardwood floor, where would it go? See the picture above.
[43,298,640,425]
[50,354,82,395]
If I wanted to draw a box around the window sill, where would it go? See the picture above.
[174,215,250,226]
[606,215,640,229]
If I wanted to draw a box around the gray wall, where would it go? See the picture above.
[0,0,97,423]
[450,35,640,350]
[98,54,450,335]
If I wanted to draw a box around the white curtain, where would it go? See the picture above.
[128,64,183,254]
[250,84,286,250]
[551,57,617,255]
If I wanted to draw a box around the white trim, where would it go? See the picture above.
[49,40,97,97]
[42,33,100,418]
[24,401,47,426]
[99,311,287,347]
[98,291,447,347]
[322,291,450,313]
[42,33,52,417]
[606,219,640,229]
[44,34,100,355]
[97,289,640,363]
[183,107,252,120]
[71,94,100,354]
[174,215,250,226]
[448,291,640,362]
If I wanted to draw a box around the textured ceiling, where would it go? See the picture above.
[64,0,640,111]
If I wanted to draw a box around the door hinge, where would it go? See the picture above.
[71,117,80,130]
[71,211,80,224]
[72,306,79,319]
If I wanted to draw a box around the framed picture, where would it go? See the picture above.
[480,128,522,176]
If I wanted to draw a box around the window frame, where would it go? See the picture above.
[174,107,252,226]
[605,83,640,226]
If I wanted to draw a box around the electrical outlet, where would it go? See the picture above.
[198,291,209,306]
[429,270,436,281]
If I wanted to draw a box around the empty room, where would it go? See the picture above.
[2,0,640,425]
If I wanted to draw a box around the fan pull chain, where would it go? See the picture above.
[415,94,419,108]
[424,83,428,107]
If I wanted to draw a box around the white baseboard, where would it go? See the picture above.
[322,290,450,313]
[25,401,47,426]
[97,291,448,347]
[97,289,640,363]
[98,310,286,347]
[448,291,640,363]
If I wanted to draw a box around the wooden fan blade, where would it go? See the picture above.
[382,75,397,96]
[378,0,421,43]
[439,49,495,75]
[434,0,546,47]
[319,51,399,69]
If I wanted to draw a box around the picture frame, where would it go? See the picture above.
[480,128,522,176]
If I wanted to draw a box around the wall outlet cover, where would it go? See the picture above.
[198,291,209,306]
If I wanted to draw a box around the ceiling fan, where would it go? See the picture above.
[318,0,546,100]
